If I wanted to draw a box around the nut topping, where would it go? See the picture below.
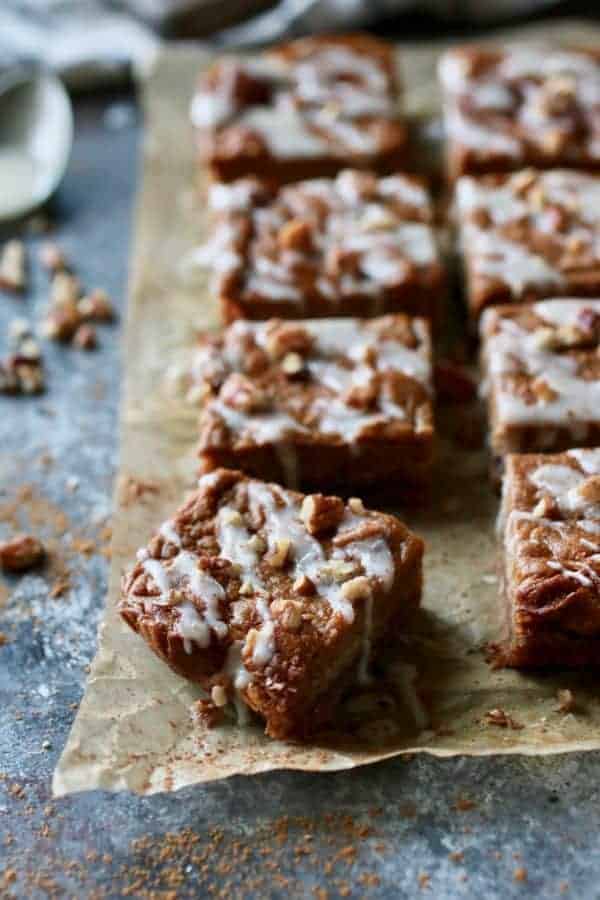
[0,534,45,572]
[0,240,26,292]
[300,494,345,536]
[277,219,313,252]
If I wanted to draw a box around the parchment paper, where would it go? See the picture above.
[54,22,600,797]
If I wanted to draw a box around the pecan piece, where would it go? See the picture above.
[0,240,26,292]
[300,494,345,536]
[219,373,269,412]
[0,534,45,572]
[278,219,313,253]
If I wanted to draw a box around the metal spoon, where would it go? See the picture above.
[0,67,73,222]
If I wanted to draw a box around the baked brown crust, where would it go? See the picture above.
[439,45,600,180]
[119,468,424,738]
[198,170,444,322]
[191,35,409,183]
[499,514,600,668]
[480,299,600,459]
[185,316,434,497]
[455,170,600,320]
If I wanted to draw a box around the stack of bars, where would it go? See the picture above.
[119,35,600,741]
[442,42,600,668]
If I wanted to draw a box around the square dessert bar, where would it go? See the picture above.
[496,450,600,667]
[120,468,424,738]
[201,169,444,322]
[189,315,434,498]
[456,170,600,321]
[439,44,600,179]
[190,34,409,183]
[480,299,600,462]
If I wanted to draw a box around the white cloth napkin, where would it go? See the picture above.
[0,0,556,89]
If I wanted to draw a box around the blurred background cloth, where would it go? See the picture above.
[0,0,563,89]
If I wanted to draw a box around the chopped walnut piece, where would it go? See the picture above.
[532,327,559,352]
[39,241,67,273]
[246,534,266,554]
[278,218,313,252]
[512,169,537,195]
[0,240,26,292]
[266,538,291,568]
[211,684,228,707]
[265,322,313,360]
[484,708,524,730]
[531,377,559,404]
[0,533,45,572]
[556,688,576,714]
[340,576,372,602]
[192,698,224,728]
[0,350,44,395]
[576,476,600,504]
[281,351,305,377]
[348,497,366,515]
[73,323,98,350]
[78,288,115,322]
[50,272,80,306]
[532,495,555,519]
[220,372,268,412]
[293,574,315,595]
[300,493,345,536]
[42,304,81,342]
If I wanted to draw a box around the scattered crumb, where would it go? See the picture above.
[0,240,26,292]
[418,872,431,889]
[73,324,98,351]
[0,533,45,572]
[448,851,464,864]
[514,867,528,883]
[120,476,161,506]
[454,797,476,812]
[484,708,524,730]
[556,689,576,714]
[39,241,67,273]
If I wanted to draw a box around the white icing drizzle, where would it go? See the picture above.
[530,460,600,519]
[194,169,437,307]
[200,317,431,446]
[465,228,563,297]
[191,44,396,158]
[140,522,228,653]
[568,448,600,474]
[440,47,600,161]
[483,299,600,427]
[210,400,308,443]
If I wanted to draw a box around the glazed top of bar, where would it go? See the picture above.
[505,450,600,525]
[200,170,438,304]
[439,44,600,164]
[481,299,600,426]
[121,468,414,686]
[191,316,432,449]
[190,35,402,160]
[456,169,600,299]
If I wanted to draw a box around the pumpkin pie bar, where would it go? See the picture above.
[480,299,600,465]
[455,169,600,321]
[495,449,600,667]
[197,169,444,323]
[191,34,409,184]
[119,468,424,738]
[439,44,600,180]
[187,315,434,498]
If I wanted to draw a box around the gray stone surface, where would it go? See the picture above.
[0,90,599,899]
